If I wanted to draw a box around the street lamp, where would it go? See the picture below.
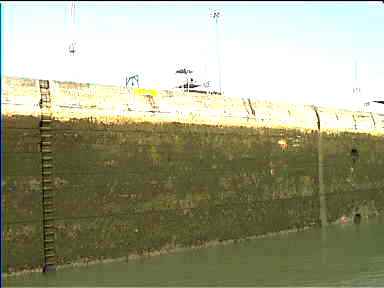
[210,9,222,95]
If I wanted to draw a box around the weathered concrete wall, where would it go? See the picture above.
[2,76,384,273]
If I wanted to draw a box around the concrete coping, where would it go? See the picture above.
[2,76,384,135]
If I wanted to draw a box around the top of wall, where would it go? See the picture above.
[2,76,384,135]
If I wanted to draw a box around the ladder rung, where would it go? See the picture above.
[41,142,52,146]
[42,171,52,176]
[44,246,55,251]
[42,156,53,161]
[45,254,56,259]
[44,225,55,229]
[44,209,55,213]
[42,164,53,168]
[40,126,52,131]
[44,244,55,248]
[41,134,53,137]
[45,231,55,236]
[44,239,55,243]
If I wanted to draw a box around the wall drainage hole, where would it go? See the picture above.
[351,148,359,163]
[353,213,362,224]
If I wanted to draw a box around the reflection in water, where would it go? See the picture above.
[5,215,384,287]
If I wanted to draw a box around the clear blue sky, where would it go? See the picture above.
[2,1,384,109]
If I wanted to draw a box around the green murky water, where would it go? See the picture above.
[5,216,384,287]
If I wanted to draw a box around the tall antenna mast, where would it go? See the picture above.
[68,1,77,56]
[211,9,222,95]
[353,60,361,101]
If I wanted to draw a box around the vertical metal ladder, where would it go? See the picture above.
[39,80,56,273]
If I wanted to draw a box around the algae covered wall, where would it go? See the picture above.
[2,76,384,273]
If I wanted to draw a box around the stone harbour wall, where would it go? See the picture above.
[2,76,384,273]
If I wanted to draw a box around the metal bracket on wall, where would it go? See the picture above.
[39,80,57,273]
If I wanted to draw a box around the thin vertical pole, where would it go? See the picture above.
[313,106,327,227]
[318,128,328,227]
[211,10,222,95]
[215,13,222,94]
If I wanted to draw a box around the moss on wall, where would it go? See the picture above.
[2,115,384,273]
